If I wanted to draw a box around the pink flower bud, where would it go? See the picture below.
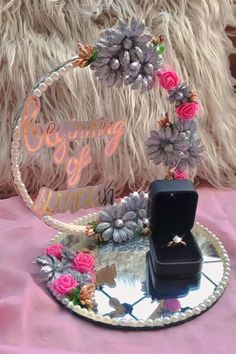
[176,102,198,120]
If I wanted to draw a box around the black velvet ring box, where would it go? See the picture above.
[148,179,203,277]
[146,252,201,300]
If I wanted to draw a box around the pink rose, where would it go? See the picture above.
[45,244,63,260]
[159,70,179,90]
[174,169,189,180]
[73,252,95,274]
[163,299,181,312]
[176,102,198,120]
[52,274,78,295]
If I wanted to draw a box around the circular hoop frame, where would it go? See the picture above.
[11,56,88,235]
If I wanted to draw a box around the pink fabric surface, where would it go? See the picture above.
[0,186,236,354]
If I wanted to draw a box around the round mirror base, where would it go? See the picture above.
[44,215,230,330]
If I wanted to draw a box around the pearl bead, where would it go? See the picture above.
[39,83,47,91]
[146,319,154,327]
[45,77,54,85]
[13,132,20,141]
[185,309,193,317]
[154,318,163,326]
[11,141,19,148]
[209,295,216,302]
[199,303,206,311]
[224,270,230,278]
[171,314,180,322]
[214,290,221,297]
[223,274,230,282]
[221,280,227,287]
[218,285,224,292]
[193,307,201,315]
[204,299,212,307]
[80,308,87,316]
[179,313,186,320]
[123,38,133,49]
[65,63,74,71]
[51,72,60,80]
[59,67,66,75]
[33,89,42,97]
[163,316,171,324]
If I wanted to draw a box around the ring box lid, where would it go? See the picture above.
[147,179,198,237]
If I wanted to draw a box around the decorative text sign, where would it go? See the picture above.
[21,95,125,215]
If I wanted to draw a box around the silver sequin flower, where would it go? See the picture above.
[124,43,162,92]
[123,192,148,227]
[63,269,92,286]
[95,204,138,243]
[177,138,204,170]
[90,17,162,91]
[34,255,65,282]
[168,83,191,103]
[145,127,189,168]
[174,117,197,136]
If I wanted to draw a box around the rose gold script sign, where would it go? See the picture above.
[22,95,126,188]
[32,181,114,217]
[20,95,125,216]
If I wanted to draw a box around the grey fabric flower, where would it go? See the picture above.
[90,17,162,91]
[124,43,162,92]
[96,204,138,243]
[177,138,204,169]
[34,247,80,282]
[123,192,148,227]
[61,247,76,262]
[174,117,197,136]
[168,83,191,103]
[34,255,65,282]
[63,269,92,286]
[145,127,189,168]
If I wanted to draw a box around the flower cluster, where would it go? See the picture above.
[86,192,149,244]
[157,69,199,120]
[145,113,204,176]
[78,17,163,92]
[146,66,203,177]
[34,245,96,310]
[75,16,204,176]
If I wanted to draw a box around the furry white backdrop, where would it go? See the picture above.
[0,0,236,197]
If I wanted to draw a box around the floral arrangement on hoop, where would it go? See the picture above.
[75,16,203,242]
[74,17,203,180]
[35,17,204,310]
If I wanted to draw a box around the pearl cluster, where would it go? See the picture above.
[47,217,230,329]
[10,57,89,235]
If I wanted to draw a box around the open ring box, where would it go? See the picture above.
[147,179,203,279]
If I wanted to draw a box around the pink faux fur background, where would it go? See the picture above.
[1,0,236,197]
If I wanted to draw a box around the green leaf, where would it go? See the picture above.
[154,44,165,55]
[72,288,80,306]
[88,49,98,64]
[159,44,165,54]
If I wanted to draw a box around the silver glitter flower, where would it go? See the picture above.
[168,83,191,103]
[63,269,92,286]
[34,255,65,282]
[124,43,162,92]
[177,138,204,169]
[174,117,197,136]
[96,204,138,243]
[145,127,189,168]
[91,17,162,90]
[123,192,148,227]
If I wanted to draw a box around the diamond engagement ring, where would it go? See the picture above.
[167,235,186,247]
